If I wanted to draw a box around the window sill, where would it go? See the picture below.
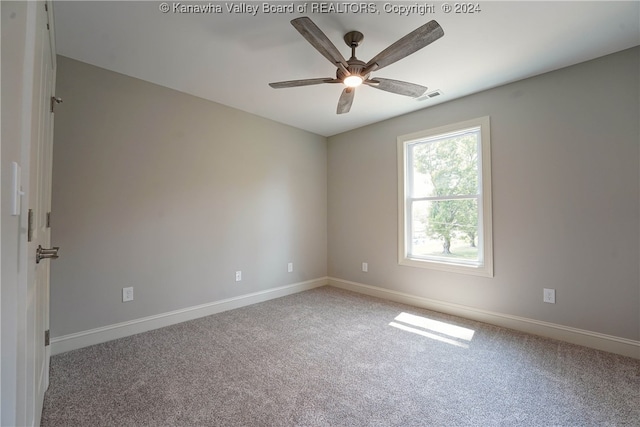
[399,256,494,277]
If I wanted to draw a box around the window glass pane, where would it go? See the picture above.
[410,199,479,262]
[409,130,479,198]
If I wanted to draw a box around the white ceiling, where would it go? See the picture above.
[53,1,639,137]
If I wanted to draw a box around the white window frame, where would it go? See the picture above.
[397,116,493,277]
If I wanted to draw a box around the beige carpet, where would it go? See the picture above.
[42,286,639,426]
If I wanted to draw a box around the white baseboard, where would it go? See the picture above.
[51,277,328,355]
[52,276,639,359]
[328,277,640,359]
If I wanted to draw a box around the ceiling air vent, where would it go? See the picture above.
[416,89,443,102]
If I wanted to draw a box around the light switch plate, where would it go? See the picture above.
[11,162,24,216]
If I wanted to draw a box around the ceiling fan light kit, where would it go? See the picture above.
[269,17,444,114]
[343,75,363,88]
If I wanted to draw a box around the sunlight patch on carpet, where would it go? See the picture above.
[389,312,475,348]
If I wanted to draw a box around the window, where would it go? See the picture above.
[397,116,493,277]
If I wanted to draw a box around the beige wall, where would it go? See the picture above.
[51,56,327,337]
[328,47,640,341]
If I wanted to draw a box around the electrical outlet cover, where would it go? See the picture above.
[543,288,555,304]
[122,287,134,302]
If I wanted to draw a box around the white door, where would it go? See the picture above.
[22,1,56,425]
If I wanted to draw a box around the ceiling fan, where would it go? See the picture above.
[269,17,444,114]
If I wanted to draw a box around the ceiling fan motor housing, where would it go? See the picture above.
[337,58,368,81]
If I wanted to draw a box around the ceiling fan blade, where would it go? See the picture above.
[364,78,427,98]
[269,78,340,88]
[337,87,355,114]
[291,17,348,68]
[364,20,444,73]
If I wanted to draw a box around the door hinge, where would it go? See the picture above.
[28,209,34,242]
[46,212,51,228]
[45,3,50,30]
[50,96,62,113]
[45,330,50,347]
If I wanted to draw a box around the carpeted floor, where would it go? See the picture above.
[42,286,639,426]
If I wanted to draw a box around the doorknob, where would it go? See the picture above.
[36,245,59,264]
